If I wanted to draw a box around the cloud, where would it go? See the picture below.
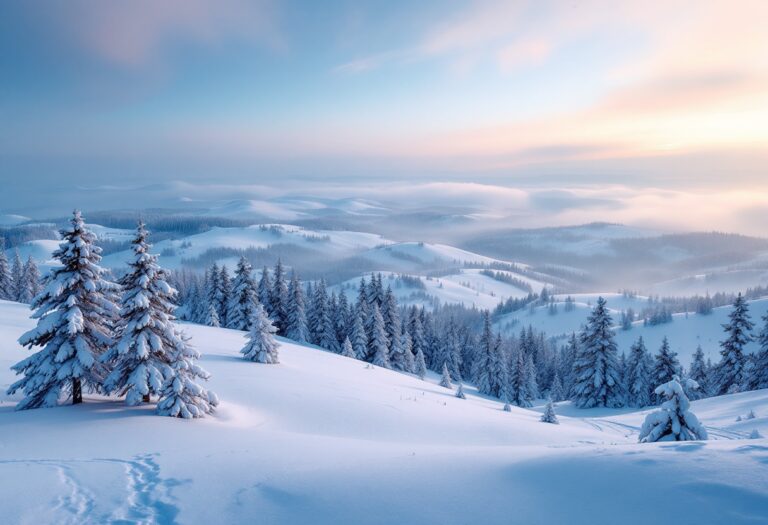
[47,0,283,68]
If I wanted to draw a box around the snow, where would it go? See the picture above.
[0,299,767,524]
[5,239,61,270]
[360,242,502,271]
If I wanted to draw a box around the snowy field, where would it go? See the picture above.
[1,300,766,525]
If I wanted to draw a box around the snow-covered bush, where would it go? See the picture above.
[241,303,279,364]
[540,399,559,424]
[639,376,707,443]
[439,363,453,389]
[455,382,466,399]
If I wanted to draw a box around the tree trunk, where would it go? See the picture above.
[72,378,83,405]
[143,393,151,403]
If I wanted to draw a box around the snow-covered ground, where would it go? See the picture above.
[0,300,766,524]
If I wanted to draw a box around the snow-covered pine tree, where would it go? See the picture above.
[369,303,390,368]
[18,256,41,304]
[455,382,466,399]
[11,249,23,301]
[525,352,540,400]
[508,349,532,407]
[0,238,12,300]
[408,309,427,367]
[414,345,427,380]
[257,266,273,318]
[572,297,623,408]
[308,279,328,345]
[652,337,680,403]
[271,259,289,335]
[755,311,768,389]
[638,376,707,442]
[400,330,416,372]
[716,293,754,394]
[549,371,564,402]
[341,336,356,358]
[473,312,505,398]
[206,303,221,327]
[625,336,653,407]
[688,345,710,399]
[350,307,368,361]
[439,362,453,389]
[227,256,258,331]
[382,286,403,365]
[319,296,340,353]
[7,210,119,409]
[216,265,231,327]
[285,272,309,343]
[240,303,280,364]
[540,398,559,424]
[102,223,184,405]
[156,331,219,418]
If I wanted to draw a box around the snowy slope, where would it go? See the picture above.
[334,269,549,311]
[0,300,767,524]
[360,242,501,271]
[102,224,391,270]
[496,295,768,365]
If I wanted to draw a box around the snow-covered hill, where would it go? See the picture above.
[496,295,768,364]
[0,300,766,524]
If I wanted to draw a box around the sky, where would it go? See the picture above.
[1,0,767,232]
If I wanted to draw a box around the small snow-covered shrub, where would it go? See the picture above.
[639,376,707,443]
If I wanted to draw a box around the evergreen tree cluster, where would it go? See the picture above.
[0,240,42,304]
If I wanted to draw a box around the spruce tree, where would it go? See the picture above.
[414,345,427,380]
[11,249,23,301]
[540,399,559,424]
[473,312,506,398]
[285,272,309,343]
[625,336,653,407]
[216,265,231,326]
[227,256,258,331]
[508,349,532,407]
[7,211,119,409]
[439,362,453,389]
[755,311,768,389]
[156,333,218,419]
[572,297,623,408]
[455,382,466,399]
[525,352,539,400]
[716,293,754,394]
[257,266,273,317]
[206,303,220,328]
[240,303,280,364]
[350,308,368,360]
[639,376,707,442]
[400,331,416,372]
[341,336,356,358]
[18,256,41,304]
[102,223,184,405]
[549,372,564,402]
[0,238,12,300]
[271,259,289,335]
[688,346,710,399]
[653,337,680,397]
[369,303,390,368]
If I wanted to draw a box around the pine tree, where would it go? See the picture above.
[240,303,280,364]
[414,345,427,379]
[0,239,12,300]
[439,362,453,389]
[639,376,707,442]
[271,259,289,335]
[285,272,309,343]
[10,249,23,301]
[508,349,532,407]
[716,293,754,394]
[625,336,653,407]
[540,399,559,424]
[400,330,416,373]
[227,257,258,331]
[572,297,623,408]
[216,266,231,326]
[525,352,539,399]
[308,279,329,345]
[350,308,368,361]
[204,263,220,322]
[473,312,506,398]
[257,266,273,317]
[206,303,221,327]
[369,303,390,368]
[688,346,710,399]
[7,211,119,409]
[549,372,564,402]
[341,336,356,358]
[102,223,184,405]
[156,332,218,419]
[455,382,466,399]
[382,287,403,365]
[653,337,680,392]
[18,256,41,304]
[755,311,768,389]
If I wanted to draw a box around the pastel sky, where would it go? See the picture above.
[1,0,767,229]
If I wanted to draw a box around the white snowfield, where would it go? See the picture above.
[0,300,766,525]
